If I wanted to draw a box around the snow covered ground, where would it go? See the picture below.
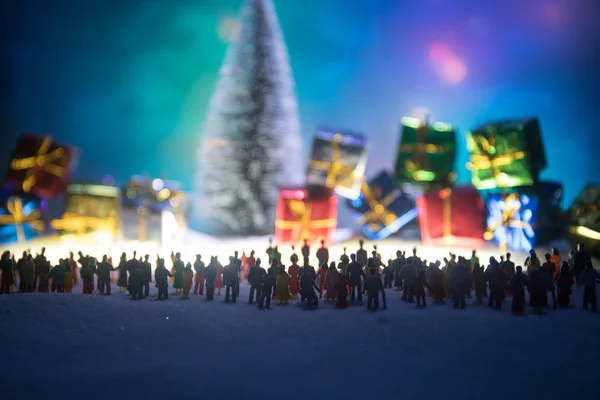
[1,282,598,400]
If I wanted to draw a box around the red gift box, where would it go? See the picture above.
[417,186,485,247]
[4,134,75,199]
[275,188,338,245]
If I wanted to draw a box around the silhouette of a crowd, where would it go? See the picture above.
[1,239,599,314]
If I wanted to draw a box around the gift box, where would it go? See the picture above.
[274,188,337,245]
[0,192,46,244]
[4,134,76,199]
[417,186,485,247]
[51,183,120,238]
[346,170,418,240]
[122,176,185,213]
[306,128,368,200]
[395,117,456,186]
[466,118,546,190]
[566,183,600,257]
[484,182,563,253]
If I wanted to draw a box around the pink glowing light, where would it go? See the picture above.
[542,4,564,27]
[427,41,468,85]
[428,42,453,64]
[439,55,468,85]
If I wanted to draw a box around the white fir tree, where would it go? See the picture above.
[191,0,304,236]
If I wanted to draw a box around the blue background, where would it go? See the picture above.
[2,0,599,208]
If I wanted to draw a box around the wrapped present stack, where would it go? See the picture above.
[1,133,77,244]
[467,118,562,252]
[51,183,120,240]
[566,184,600,257]
[394,116,486,246]
[121,176,186,245]
[275,128,367,245]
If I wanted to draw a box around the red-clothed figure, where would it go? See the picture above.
[213,258,224,296]
[240,251,250,281]
[69,253,78,284]
[556,262,574,308]
[335,274,349,309]
[316,264,328,299]
[288,254,300,299]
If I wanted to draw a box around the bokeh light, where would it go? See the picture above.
[218,17,240,43]
[427,42,468,85]
[439,55,468,85]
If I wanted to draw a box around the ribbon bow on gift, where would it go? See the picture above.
[484,193,533,253]
[401,118,449,182]
[0,197,45,243]
[309,133,362,190]
[358,182,399,230]
[10,136,67,193]
[276,199,336,243]
[467,128,526,187]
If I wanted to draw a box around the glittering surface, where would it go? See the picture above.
[2,0,599,213]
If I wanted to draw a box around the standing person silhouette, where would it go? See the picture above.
[301,239,310,260]
[316,240,329,268]
[356,240,367,268]
[193,255,205,296]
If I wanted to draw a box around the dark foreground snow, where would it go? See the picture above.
[1,283,598,400]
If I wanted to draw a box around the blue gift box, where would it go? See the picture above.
[0,191,46,244]
[346,170,418,240]
[484,182,562,252]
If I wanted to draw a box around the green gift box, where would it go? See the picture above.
[394,117,456,186]
[466,118,547,191]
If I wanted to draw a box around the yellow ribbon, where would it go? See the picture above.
[440,188,452,244]
[0,197,44,243]
[138,205,150,242]
[358,182,398,230]
[309,133,363,189]
[483,193,530,253]
[51,212,116,236]
[275,199,336,242]
[467,130,526,187]
[401,120,448,181]
[10,136,66,192]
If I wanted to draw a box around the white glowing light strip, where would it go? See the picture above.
[570,225,600,241]
[67,184,120,198]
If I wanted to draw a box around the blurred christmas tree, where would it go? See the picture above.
[191,0,304,236]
